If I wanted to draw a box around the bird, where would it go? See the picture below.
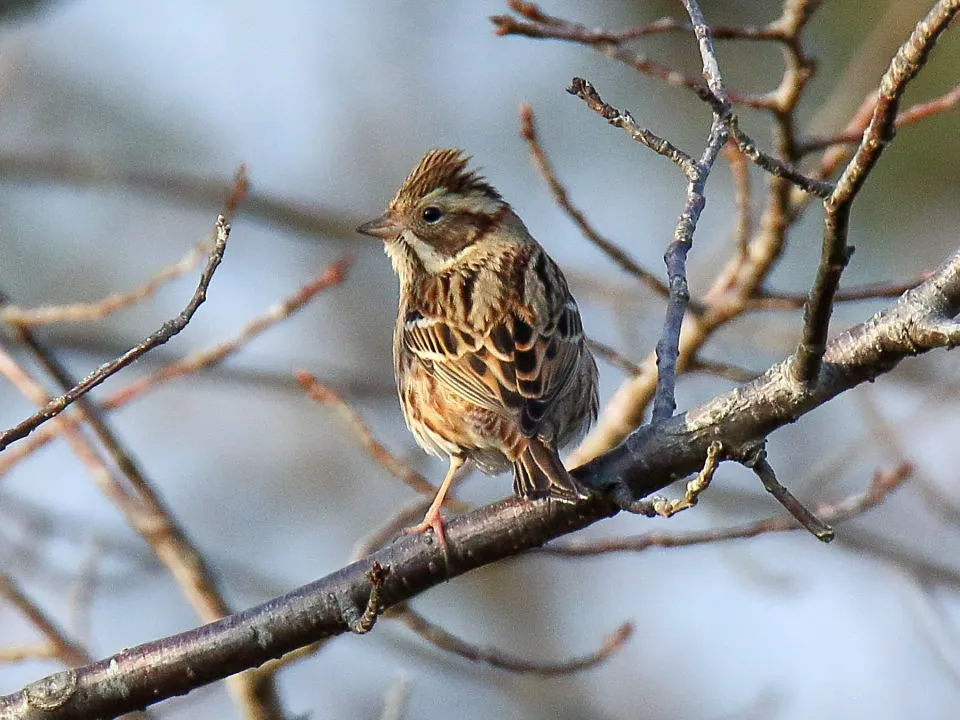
[357,148,598,546]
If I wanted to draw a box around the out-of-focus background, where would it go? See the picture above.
[1,1,959,718]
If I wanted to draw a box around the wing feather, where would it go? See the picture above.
[402,249,584,439]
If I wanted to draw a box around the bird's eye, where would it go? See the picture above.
[422,206,443,224]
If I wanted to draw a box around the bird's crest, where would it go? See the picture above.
[392,149,501,207]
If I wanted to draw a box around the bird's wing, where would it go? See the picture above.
[402,250,584,437]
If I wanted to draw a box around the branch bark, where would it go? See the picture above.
[2,242,958,720]
[793,0,960,384]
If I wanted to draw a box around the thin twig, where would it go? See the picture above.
[840,528,960,590]
[108,255,352,407]
[722,139,753,266]
[566,78,697,177]
[0,256,353,480]
[888,80,960,126]
[682,0,725,99]
[809,91,878,188]
[392,605,633,676]
[0,168,248,326]
[688,358,759,384]
[542,463,912,556]
[0,343,281,719]
[0,152,360,241]
[294,371,451,502]
[589,338,757,384]
[647,0,733,425]
[0,242,958,716]
[343,564,389,635]
[750,454,834,542]
[379,675,412,720]
[727,116,834,198]
[519,104,671,301]
[587,338,643,376]
[0,574,89,668]
[618,441,722,517]
[492,3,769,109]
[0,215,231,453]
[0,646,57,663]
[494,4,787,43]
[0,346,140,514]
[751,272,931,310]
[799,83,960,154]
[1,243,209,326]
[794,0,960,385]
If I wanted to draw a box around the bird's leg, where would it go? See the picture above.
[405,456,467,549]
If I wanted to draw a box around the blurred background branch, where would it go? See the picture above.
[0,1,958,719]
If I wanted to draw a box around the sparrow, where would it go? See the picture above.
[357,148,598,546]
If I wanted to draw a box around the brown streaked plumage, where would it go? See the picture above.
[358,148,598,545]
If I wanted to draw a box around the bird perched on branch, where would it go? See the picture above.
[358,149,598,546]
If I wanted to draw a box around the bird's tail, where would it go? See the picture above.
[513,438,590,502]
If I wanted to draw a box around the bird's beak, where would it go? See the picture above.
[356,213,402,241]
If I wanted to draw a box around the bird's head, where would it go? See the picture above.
[357,149,511,274]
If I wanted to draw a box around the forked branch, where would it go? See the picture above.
[2,242,958,719]
[794,0,960,385]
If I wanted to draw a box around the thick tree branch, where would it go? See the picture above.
[2,242,958,719]
[0,576,154,720]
